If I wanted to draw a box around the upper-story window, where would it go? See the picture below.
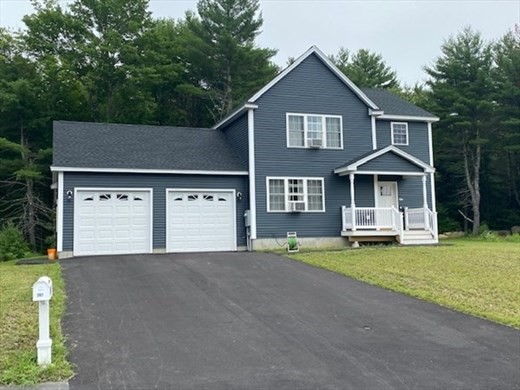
[391,122,409,145]
[287,113,343,149]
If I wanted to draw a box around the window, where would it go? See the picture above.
[287,114,343,149]
[391,122,408,145]
[267,177,325,212]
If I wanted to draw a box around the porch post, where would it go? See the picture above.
[422,175,429,229]
[350,173,356,231]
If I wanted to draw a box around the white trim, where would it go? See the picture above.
[286,112,343,149]
[56,172,64,252]
[371,116,377,150]
[248,108,257,239]
[379,114,439,122]
[266,176,326,213]
[430,172,437,213]
[165,188,237,253]
[50,167,248,175]
[249,46,379,109]
[349,173,356,208]
[391,122,409,146]
[427,122,434,166]
[73,187,154,256]
[422,174,428,208]
[212,103,258,130]
[333,145,435,175]
[338,170,427,177]
[427,122,437,213]
[373,175,378,208]
[369,109,384,116]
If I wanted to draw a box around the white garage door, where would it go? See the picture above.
[167,190,236,253]
[74,190,152,256]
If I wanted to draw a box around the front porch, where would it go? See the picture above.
[334,146,439,245]
[341,206,438,245]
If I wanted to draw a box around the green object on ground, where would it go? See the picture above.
[288,237,298,251]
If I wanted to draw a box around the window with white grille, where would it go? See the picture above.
[287,113,343,149]
[267,177,325,212]
[391,122,409,145]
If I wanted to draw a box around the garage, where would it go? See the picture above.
[167,190,236,253]
[74,189,152,256]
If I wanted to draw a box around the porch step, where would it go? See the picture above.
[401,230,437,245]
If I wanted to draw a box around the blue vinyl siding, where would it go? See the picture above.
[377,175,432,209]
[374,120,433,209]
[358,152,424,173]
[222,113,249,165]
[376,120,431,164]
[253,53,374,238]
[62,172,249,251]
[396,176,432,209]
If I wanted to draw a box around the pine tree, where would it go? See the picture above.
[330,48,399,89]
[184,0,277,121]
[426,28,495,234]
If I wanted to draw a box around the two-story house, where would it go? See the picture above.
[51,46,439,258]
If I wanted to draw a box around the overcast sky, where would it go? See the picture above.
[0,0,518,85]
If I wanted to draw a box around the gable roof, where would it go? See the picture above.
[214,46,379,129]
[334,145,435,175]
[51,121,247,174]
[250,46,379,108]
[362,88,438,120]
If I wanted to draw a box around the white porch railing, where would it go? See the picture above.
[404,207,438,237]
[342,206,436,240]
[342,206,402,231]
[405,207,427,230]
[426,208,438,237]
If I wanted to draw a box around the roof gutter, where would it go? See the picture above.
[50,167,249,176]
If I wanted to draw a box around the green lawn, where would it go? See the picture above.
[0,259,73,385]
[289,239,520,328]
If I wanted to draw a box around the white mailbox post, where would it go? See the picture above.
[32,276,53,366]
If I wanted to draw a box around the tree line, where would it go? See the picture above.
[0,0,518,251]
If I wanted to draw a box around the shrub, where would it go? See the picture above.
[478,223,490,235]
[0,222,30,261]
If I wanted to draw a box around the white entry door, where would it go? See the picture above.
[74,189,152,256]
[377,182,398,208]
[167,190,236,253]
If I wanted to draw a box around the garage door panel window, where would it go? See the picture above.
[267,177,325,212]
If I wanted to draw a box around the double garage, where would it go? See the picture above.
[61,173,248,258]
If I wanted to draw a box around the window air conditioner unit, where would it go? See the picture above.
[289,201,305,212]
[308,138,322,148]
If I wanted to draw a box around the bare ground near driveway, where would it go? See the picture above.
[62,252,520,390]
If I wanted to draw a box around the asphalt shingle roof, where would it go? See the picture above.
[53,121,247,172]
[361,88,437,118]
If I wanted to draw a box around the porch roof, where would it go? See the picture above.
[334,146,435,176]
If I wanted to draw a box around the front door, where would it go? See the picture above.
[377,182,398,208]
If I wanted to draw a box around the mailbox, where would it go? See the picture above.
[32,277,53,302]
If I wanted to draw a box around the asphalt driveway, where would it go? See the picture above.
[62,252,520,390]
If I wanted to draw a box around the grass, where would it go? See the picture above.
[0,259,73,385]
[288,238,520,328]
